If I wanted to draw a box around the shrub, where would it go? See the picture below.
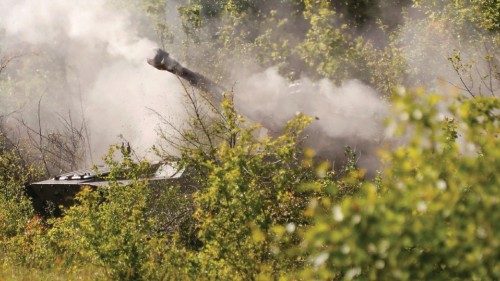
[292,89,499,280]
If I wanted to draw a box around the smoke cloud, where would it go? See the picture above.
[235,68,387,171]
[0,0,186,164]
[0,0,390,173]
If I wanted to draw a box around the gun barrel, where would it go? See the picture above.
[147,49,225,102]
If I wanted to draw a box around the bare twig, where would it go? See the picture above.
[37,97,50,174]
[0,53,24,75]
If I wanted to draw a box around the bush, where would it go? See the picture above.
[0,133,47,267]
[292,89,499,280]
[1,89,498,280]
[45,147,171,280]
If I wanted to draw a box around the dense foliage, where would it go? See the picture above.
[1,0,499,280]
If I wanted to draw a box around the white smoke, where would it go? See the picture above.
[237,68,386,140]
[235,68,387,171]
[0,0,186,163]
[1,0,154,61]
[0,0,389,173]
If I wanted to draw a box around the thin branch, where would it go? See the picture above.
[37,96,50,175]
